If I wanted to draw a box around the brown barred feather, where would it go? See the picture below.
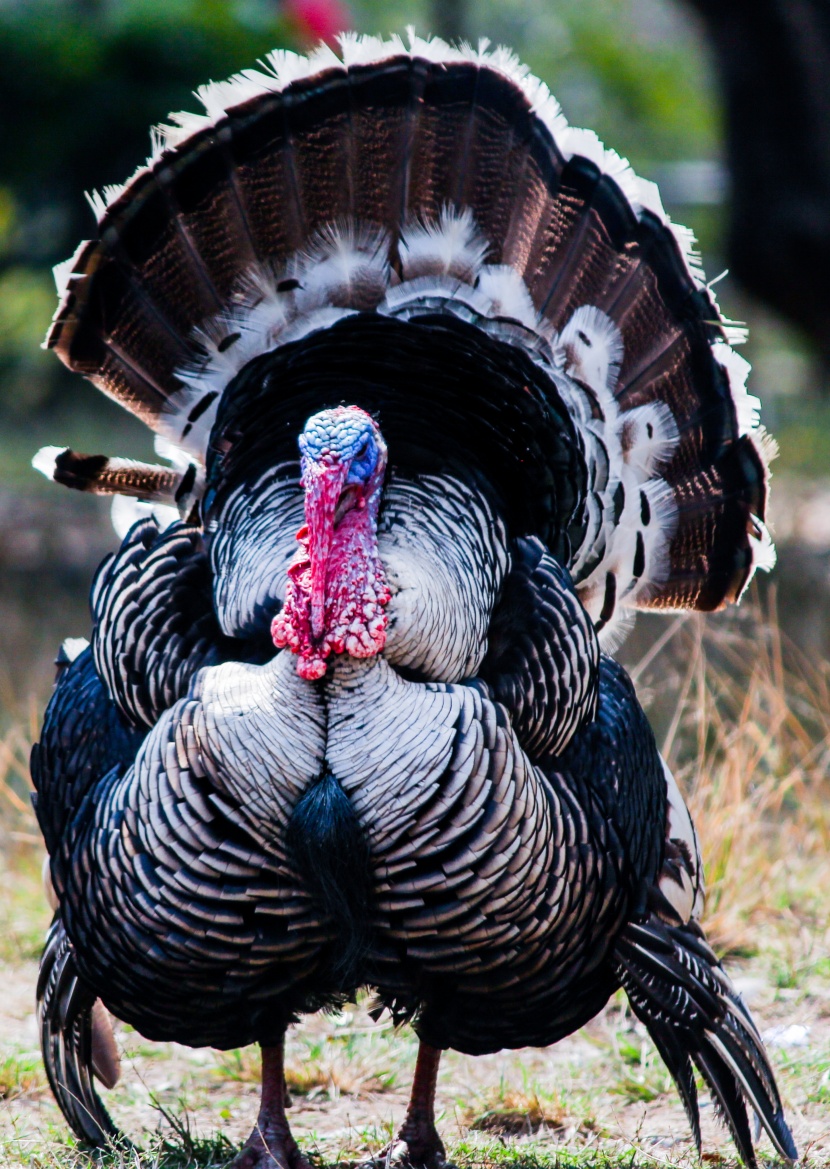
[44,448,185,502]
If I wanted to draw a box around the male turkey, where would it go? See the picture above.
[32,33,795,1169]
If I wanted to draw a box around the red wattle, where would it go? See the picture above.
[271,493,389,679]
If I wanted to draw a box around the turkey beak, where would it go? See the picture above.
[303,460,350,641]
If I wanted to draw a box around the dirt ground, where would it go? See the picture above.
[2,944,829,1168]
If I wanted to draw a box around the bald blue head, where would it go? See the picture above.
[299,405,386,487]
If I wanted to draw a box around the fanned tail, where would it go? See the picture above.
[44,33,775,640]
[614,914,797,1168]
[36,917,126,1148]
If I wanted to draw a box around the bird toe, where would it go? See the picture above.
[229,1128,312,1169]
[365,1136,453,1169]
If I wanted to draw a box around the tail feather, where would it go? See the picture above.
[36,917,125,1148]
[347,57,415,230]
[227,101,308,258]
[644,1022,701,1154]
[165,137,261,297]
[694,1043,756,1167]
[31,446,189,505]
[415,62,535,246]
[90,1000,121,1091]
[110,170,225,331]
[534,163,627,323]
[615,915,797,1167]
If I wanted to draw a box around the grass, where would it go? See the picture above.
[634,590,830,958]
[465,1088,570,1136]
[0,1051,47,1102]
[1,599,829,1166]
[214,1022,413,1100]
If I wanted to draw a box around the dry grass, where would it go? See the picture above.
[465,1088,569,1137]
[0,600,829,1166]
[629,591,830,958]
[213,1020,413,1100]
[0,711,39,845]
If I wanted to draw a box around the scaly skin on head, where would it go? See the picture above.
[271,406,390,679]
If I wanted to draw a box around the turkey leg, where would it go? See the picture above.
[231,1041,310,1169]
[385,1041,449,1169]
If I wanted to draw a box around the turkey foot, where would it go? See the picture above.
[231,1043,311,1169]
[374,1042,451,1169]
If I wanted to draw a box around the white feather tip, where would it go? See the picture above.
[32,446,65,480]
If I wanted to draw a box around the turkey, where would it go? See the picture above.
[31,32,795,1169]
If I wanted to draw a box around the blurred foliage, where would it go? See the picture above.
[773,401,830,477]
[0,0,295,259]
[0,267,55,413]
[0,0,298,414]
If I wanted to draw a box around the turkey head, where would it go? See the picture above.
[272,406,390,678]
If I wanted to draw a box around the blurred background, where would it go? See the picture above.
[0,0,828,723]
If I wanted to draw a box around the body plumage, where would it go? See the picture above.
[32,33,793,1169]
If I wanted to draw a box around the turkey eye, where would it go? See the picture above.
[355,439,370,460]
